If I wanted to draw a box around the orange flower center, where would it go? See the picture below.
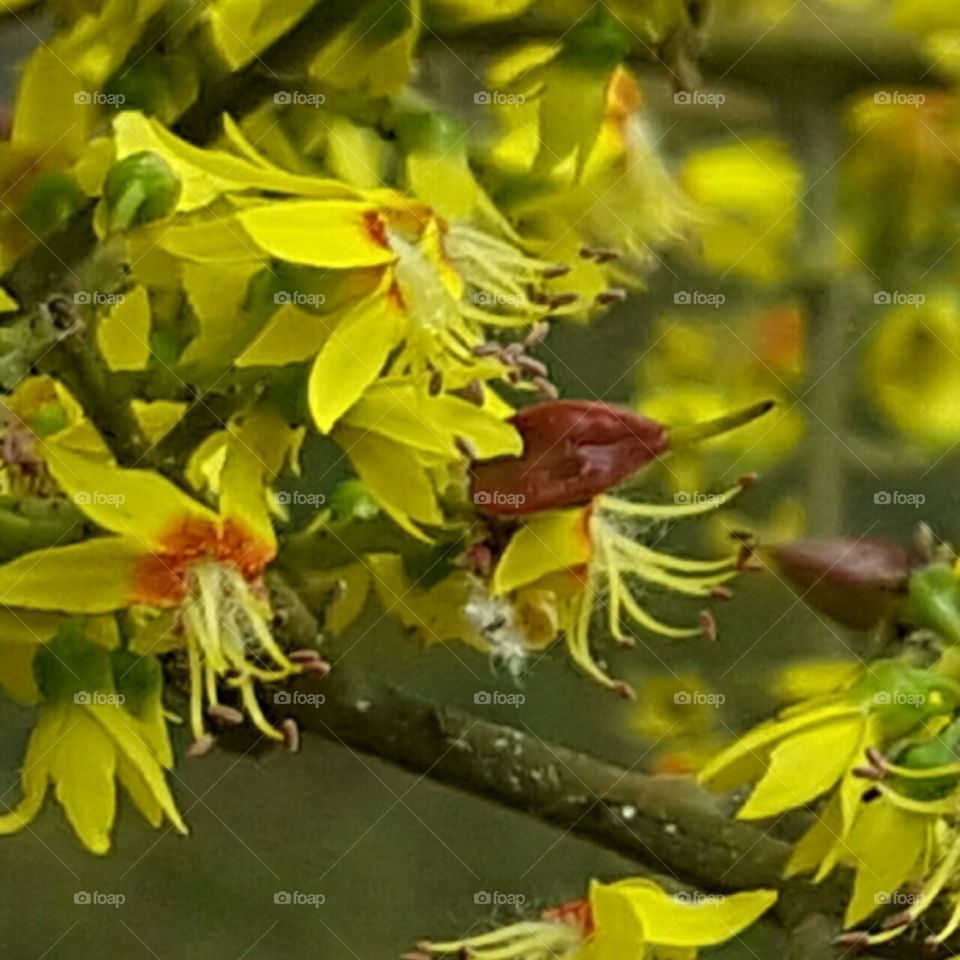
[132,517,274,607]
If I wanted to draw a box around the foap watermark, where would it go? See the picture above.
[874,291,925,307]
[674,491,724,507]
[674,690,725,707]
[875,691,926,706]
[674,91,726,108]
[674,291,725,308]
[74,891,125,907]
[274,291,326,307]
[474,490,525,510]
[673,891,725,905]
[274,491,326,509]
[274,690,326,707]
[74,291,125,306]
[874,91,926,107]
[74,691,125,706]
[274,891,326,907]
[474,691,526,708]
[74,491,126,507]
[473,291,525,308]
[274,91,326,107]
[474,891,526,906]
[874,491,925,508]
[474,90,526,107]
[875,891,921,906]
[74,91,125,108]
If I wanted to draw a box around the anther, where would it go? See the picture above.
[699,610,718,642]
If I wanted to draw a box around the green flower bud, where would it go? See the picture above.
[103,150,182,232]
[907,563,960,644]
[395,111,464,154]
[111,649,163,716]
[330,478,380,521]
[27,400,70,437]
[891,719,960,800]
[34,620,114,703]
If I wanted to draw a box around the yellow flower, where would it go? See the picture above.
[331,378,521,538]
[491,478,752,695]
[699,661,960,824]
[680,139,802,284]
[419,877,776,959]
[0,375,108,496]
[864,291,960,448]
[0,441,301,746]
[0,619,185,854]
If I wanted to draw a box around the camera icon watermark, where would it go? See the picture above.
[874,691,926,706]
[74,890,125,907]
[474,690,526,708]
[74,691,126,706]
[74,491,126,507]
[873,91,926,107]
[474,891,526,906]
[274,91,325,107]
[74,291,125,306]
[274,890,325,907]
[273,690,326,707]
[874,291,925,307]
[74,91,126,107]
[673,291,725,308]
[673,691,725,706]
[473,490,525,509]
[273,491,326,508]
[673,91,726,108]
[474,90,526,107]
[273,291,327,307]
[874,491,925,508]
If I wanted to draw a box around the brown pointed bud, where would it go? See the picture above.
[766,536,913,630]
[471,400,773,517]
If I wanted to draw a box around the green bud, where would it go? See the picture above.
[891,720,960,800]
[395,111,464,154]
[853,660,960,739]
[103,150,182,232]
[330,478,380,521]
[562,12,632,70]
[111,649,163,716]
[907,564,960,644]
[34,620,114,703]
[19,171,86,236]
[27,400,70,437]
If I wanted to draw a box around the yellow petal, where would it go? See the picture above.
[208,0,317,69]
[0,702,67,834]
[51,707,117,854]
[0,287,18,313]
[337,427,442,540]
[492,508,592,595]
[97,286,151,371]
[115,756,163,828]
[87,702,186,834]
[308,291,406,433]
[843,798,927,926]
[236,201,396,269]
[219,445,277,552]
[738,716,864,819]
[0,610,64,705]
[131,399,187,444]
[112,112,356,212]
[42,444,218,547]
[698,702,863,793]
[610,880,777,947]
[0,538,141,612]
[343,385,522,460]
[236,304,333,367]
[784,791,842,879]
